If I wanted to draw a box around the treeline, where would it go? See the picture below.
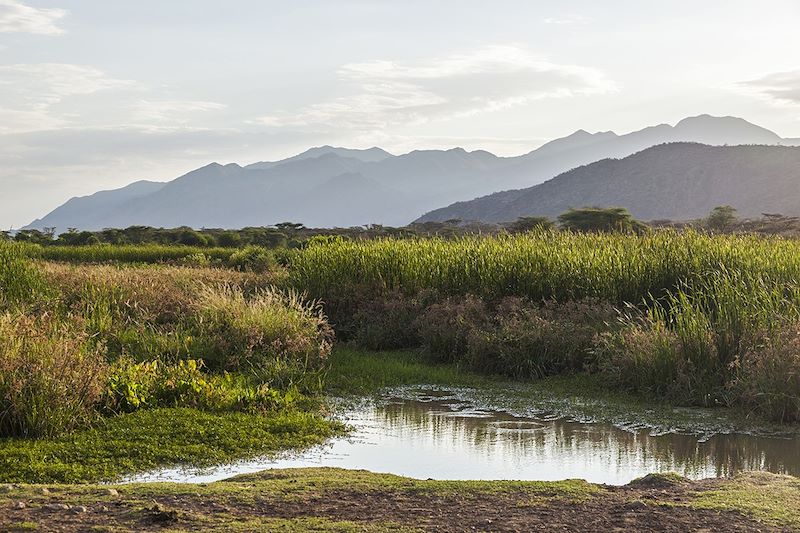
[5,205,799,247]
[1,220,502,247]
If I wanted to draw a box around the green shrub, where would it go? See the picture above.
[729,323,800,423]
[228,246,273,273]
[104,358,287,413]
[192,285,333,392]
[0,313,108,438]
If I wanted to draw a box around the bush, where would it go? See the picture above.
[416,295,489,362]
[104,358,287,413]
[729,323,800,423]
[192,285,333,392]
[352,290,436,350]
[228,246,273,273]
[0,313,108,438]
[466,298,616,378]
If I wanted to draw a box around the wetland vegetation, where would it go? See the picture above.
[2,229,800,530]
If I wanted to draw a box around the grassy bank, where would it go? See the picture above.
[1,468,797,532]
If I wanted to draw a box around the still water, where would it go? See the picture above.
[127,387,800,485]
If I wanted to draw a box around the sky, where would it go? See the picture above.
[2,0,800,229]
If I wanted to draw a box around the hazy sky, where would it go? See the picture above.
[2,0,800,228]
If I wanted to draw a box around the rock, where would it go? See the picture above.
[71,505,88,514]
[38,487,50,495]
[45,503,70,511]
[103,488,119,497]
[100,505,109,512]
[13,501,26,509]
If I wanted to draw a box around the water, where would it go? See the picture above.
[127,387,800,485]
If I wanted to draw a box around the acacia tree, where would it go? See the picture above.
[705,205,738,232]
[507,216,554,233]
[557,207,646,233]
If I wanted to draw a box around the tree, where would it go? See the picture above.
[704,205,738,232]
[507,216,554,233]
[217,231,242,247]
[557,207,646,233]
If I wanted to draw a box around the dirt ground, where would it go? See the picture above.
[1,469,796,532]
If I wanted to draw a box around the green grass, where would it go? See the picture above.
[291,230,800,303]
[325,347,490,394]
[0,408,343,484]
[690,472,800,528]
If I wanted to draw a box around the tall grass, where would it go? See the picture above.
[0,241,52,308]
[291,230,800,304]
[0,313,108,437]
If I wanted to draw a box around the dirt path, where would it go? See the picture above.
[1,469,797,532]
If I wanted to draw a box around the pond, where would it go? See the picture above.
[127,386,800,485]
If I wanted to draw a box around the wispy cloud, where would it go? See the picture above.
[740,70,800,106]
[258,45,615,131]
[0,63,134,132]
[0,0,65,35]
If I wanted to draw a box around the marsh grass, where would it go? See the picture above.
[0,313,107,438]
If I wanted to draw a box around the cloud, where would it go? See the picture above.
[0,63,134,132]
[543,16,588,25]
[130,100,228,128]
[258,45,615,131]
[0,0,65,34]
[740,70,800,106]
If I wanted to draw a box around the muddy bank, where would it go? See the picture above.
[2,468,798,532]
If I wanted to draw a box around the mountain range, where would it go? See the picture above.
[25,115,800,231]
[417,143,800,223]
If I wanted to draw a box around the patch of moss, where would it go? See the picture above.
[0,409,343,484]
[691,472,800,528]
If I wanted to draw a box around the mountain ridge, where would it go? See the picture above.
[25,115,799,231]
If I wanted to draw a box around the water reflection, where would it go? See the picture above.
[126,388,800,485]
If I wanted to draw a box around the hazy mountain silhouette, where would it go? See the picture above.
[26,116,800,230]
[417,143,800,223]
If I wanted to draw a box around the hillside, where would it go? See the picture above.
[25,115,798,230]
[417,143,800,223]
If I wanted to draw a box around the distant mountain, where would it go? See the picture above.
[246,146,394,170]
[417,143,800,223]
[25,116,799,230]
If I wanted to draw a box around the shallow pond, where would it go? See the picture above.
[128,387,800,485]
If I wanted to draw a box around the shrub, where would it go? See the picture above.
[228,246,273,273]
[729,323,800,423]
[416,295,489,362]
[352,290,436,350]
[0,313,108,438]
[466,298,616,378]
[192,285,333,392]
[104,358,286,413]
